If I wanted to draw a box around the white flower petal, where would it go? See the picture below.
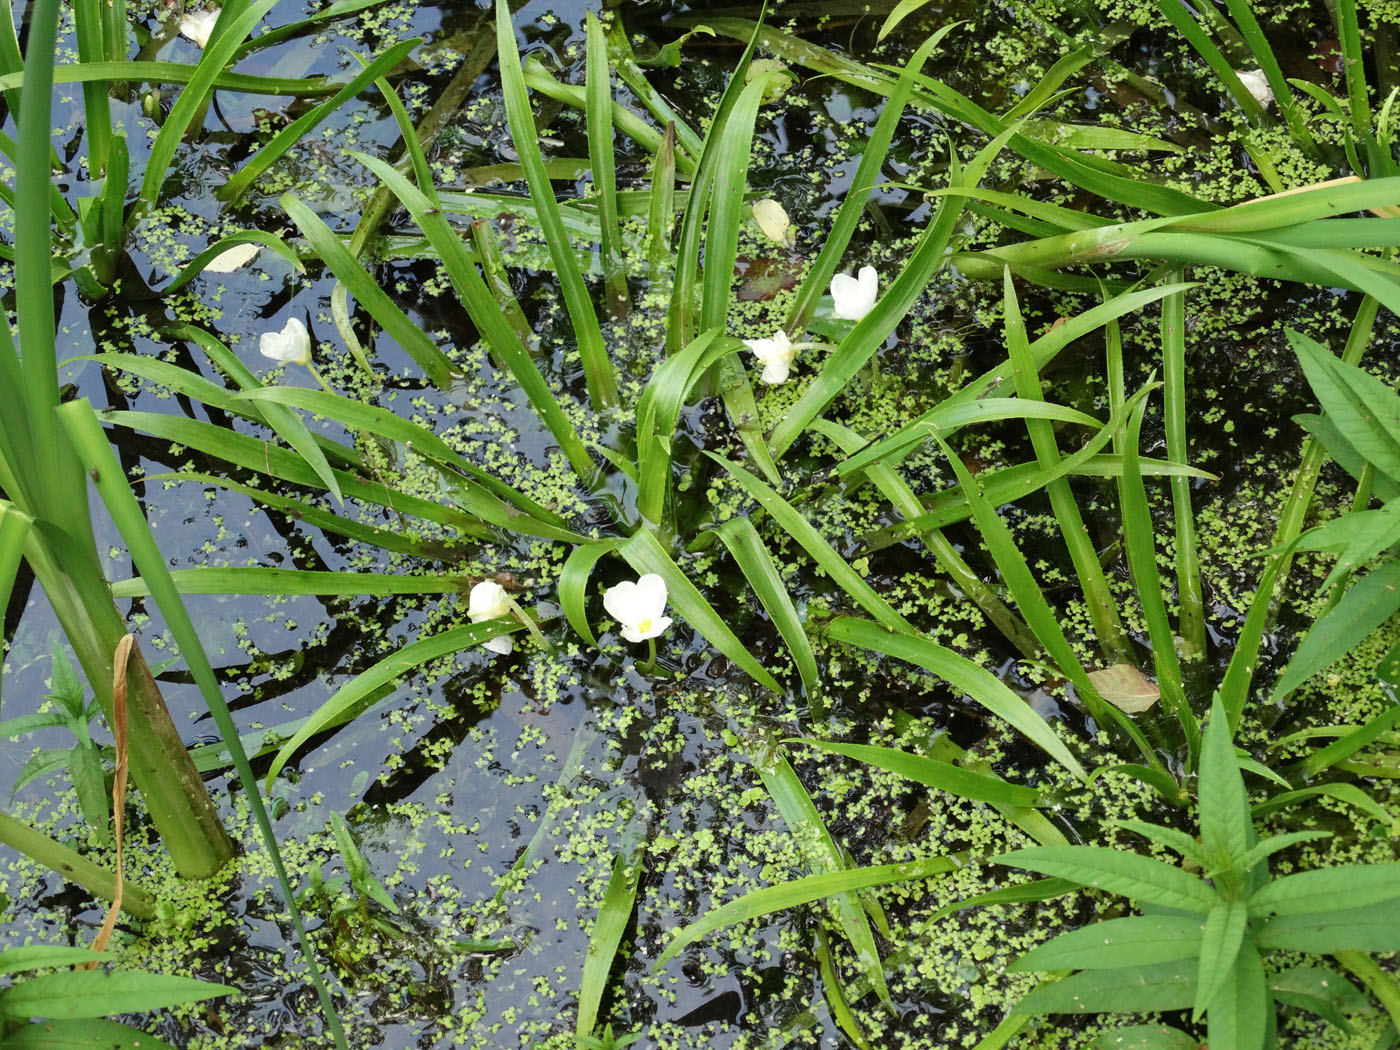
[603,579,640,623]
[205,242,261,273]
[759,359,791,384]
[830,266,879,321]
[259,317,311,366]
[634,574,668,620]
[468,580,510,621]
[483,634,514,655]
[1237,68,1274,107]
[178,8,220,48]
[746,330,796,384]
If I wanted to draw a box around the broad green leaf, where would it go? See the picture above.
[826,617,1088,781]
[1197,699,1250,894]
[1250,863,1400,916]
[0,971,234,1020]
[1017,960,1197,1015]
[653,854,957,970]
[619,529,782,694]
[797,740,1039,808]
[1289,326,1400,483]
[996,846,1216,913]
[1274,563,1400,697]
[0,948,113,975]
[1089,1026,1198,1050]
[1194,898,1247,1021]
[1,1018,176,1050]
[1269,966,1367,1032]
[67,744,109,844]
[1205,941,1268,1050]
[1256,905,1400,953]
[1008,915,1204,973]
[1252,782,1394,826]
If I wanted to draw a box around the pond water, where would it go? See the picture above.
[4,0,1400,1048]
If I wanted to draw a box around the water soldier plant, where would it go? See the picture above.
[8,0,1400,1045]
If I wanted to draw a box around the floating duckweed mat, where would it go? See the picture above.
[4,1,1400,1048]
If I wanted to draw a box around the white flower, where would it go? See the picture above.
[259,318,311,367]
[751,198,793,246]
[830,265,879,321]
[743,329,796,384]
[468,580,514,655]
[1237,68,1274,107]
[603,574,672,644]
[205,242,261,273]
[178,8,220,48]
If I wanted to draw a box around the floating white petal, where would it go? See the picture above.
[468,580,514,655]
[205,242,261,273]
[603,574,672,644]
[1237,68,1274,107]
[259,317,311,366]
[830,265,879,321]
[751,198,793,246]
[178,8,220,48]
[742,329,796,385]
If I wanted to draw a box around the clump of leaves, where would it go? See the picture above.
[0,647,110,841]
[997,697,1400,1049]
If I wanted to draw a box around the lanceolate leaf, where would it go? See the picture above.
[1194,898,1247,1021]
[1089,1026,1198,1050]
[1205,941,1269,1050]
[2,1018,177,1050]
[1017,960,1197,1015]
[0,971,234,1020]
[795,740,1040,808]
[1197,699,1250,893]
[1008,914,1204,973]
[1249,864,1400,917]
[1289,326,1400,483]
[1274,563,1400,697]
[1257,905,1400,953]
[996,846,1216,913]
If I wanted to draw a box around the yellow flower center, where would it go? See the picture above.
[636,617,653,635]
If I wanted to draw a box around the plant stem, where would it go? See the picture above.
[1336,950,1400,1037]
[639,638,657,676]
[0,811,154,919]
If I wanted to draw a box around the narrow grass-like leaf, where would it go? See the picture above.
[0,947,115,975]
[1003,269,1132,664]
[1009,915,1204,973]
[1017,960,1197,1015]
[1119,394,1197,758]
[619,529,782,694]
[1252,782,1393,826]
[760,754,890,1004]
[0,504,30,706]
[346,152,597,483]
[813,418,1040,660]
[1159,275,1205,658]
[576,820,645,1042]
[1335,0,1371,138]
[996,846,1215,912]
[281,193,455,389]
[785,29,946,333]
[220,40,417,203]
[647,124,677,278]
[110,569,472,598]
[797,740,1039,807]
[1294,703,1400,778]
[653,855,958,970]
[1274,563,1400,698]
[585,12,626,316]
[1153,0,1267,122]
[265,619,521,788]
[827,617,1088,781]
[715,519,818,697]
[559,541,620,648]
[495,0,615,410]
[709,454,910,633]
[57,400,347,1049]
[138,0,281,213]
